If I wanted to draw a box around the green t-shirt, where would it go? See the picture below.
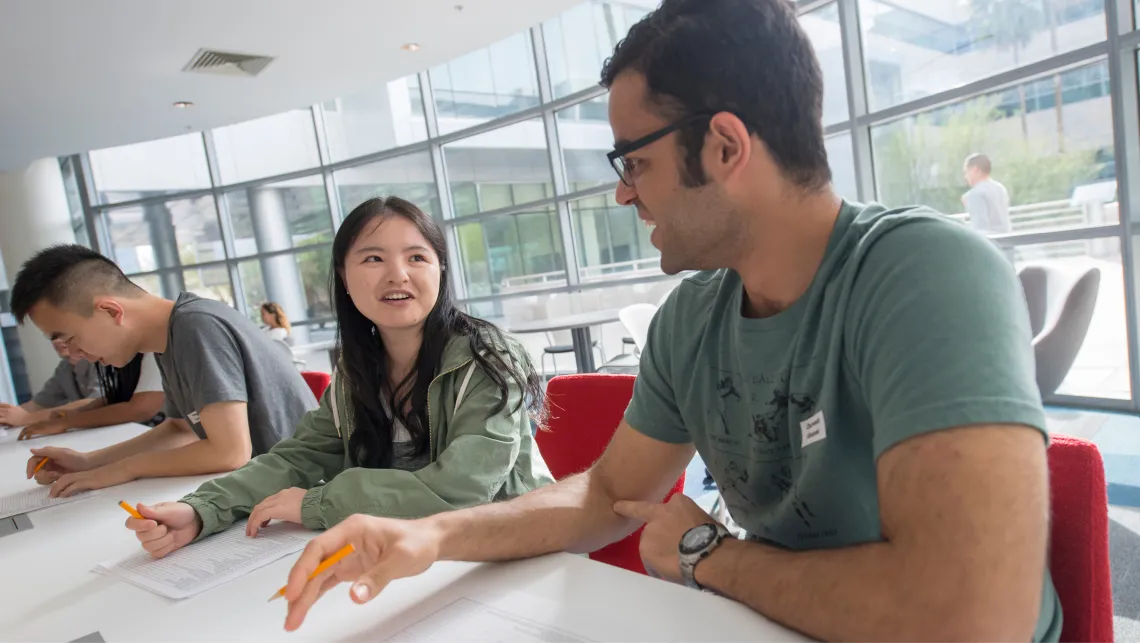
[624,201,1061,641]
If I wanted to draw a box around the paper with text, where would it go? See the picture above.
[94,523,307,599]
[385,596,593,643]
[0,486,100,520]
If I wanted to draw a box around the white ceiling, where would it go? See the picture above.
[0,0,581,172]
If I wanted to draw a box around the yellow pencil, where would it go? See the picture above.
[118,500,145,520]
[268,543,355,602]
[31,457,49,476]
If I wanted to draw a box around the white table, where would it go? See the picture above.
[509,310,623,374]
[0,424,804,642]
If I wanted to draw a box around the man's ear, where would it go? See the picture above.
[93,298,126,325]
[704,112,752,182]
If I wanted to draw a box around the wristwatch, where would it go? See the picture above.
[679,522,731,590]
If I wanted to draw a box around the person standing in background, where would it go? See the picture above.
[962,153,1012,234]
[260,302,292,345]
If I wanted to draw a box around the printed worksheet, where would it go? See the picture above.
[0,486,100,520]
[93,522,308,599]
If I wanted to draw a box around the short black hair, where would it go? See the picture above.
[10,244,141,323]
[965,153,992,174]
[600,0,830,190]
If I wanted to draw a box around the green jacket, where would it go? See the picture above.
[181,334,554,538]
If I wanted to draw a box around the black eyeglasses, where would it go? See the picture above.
[606,113,714,185]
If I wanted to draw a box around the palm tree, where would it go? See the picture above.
[970,0,1047,138]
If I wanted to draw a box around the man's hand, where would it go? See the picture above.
[26,446,93,483]
[126,502,202,558]
[283,514,442,632]
[49,462,136,497]
[613,494,717,583]
[247,487,307,537]
[19,416,70,441]
[0,404,32,427]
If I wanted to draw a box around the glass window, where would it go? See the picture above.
[443,119,554,217]
[236,247,333,324]
[183,265,234,305]
[212,110,320,185]
[224,178,333,258]
[131,274,166,298]
[871,61,1116,232]
[801,3,849,125]
[334,152,440,218]
[455,209,565,297]
[59,158,89,247]
[859,0,1106,111]
[1013,237,1128,399]
[321,75,428,162]
[558,95,614,191]
[104,196,225,274]
[429,32,541,135]
[88,133,211,204]
[825,132,857,199]
[569,193,660,280]
[542,0,655,98]
[465,278,681,373]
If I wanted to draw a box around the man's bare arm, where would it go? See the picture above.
[429,421,694,562]
[117,401,253,479]
[86,418,199,468]
[62,392,165,430]
[696,425,1049,641]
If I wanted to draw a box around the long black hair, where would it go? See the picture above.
[333,197,545,469]
[97,353,144,405]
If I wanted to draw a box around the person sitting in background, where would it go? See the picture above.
[124,197,553,558]
[11,244,317,497]
[18,352,166,440]
[260,302,292,345]
[0,337,100,428]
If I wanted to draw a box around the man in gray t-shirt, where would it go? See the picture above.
[0,337,100,428]
[962,153,1012,234]
[156,293,315,456]
[9,244,318,497]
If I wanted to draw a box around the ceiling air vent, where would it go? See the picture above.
[182,49,274,77]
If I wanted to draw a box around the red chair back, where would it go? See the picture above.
[1048,434,1112,642]
[536,374,685,574]
[301,371,332,400]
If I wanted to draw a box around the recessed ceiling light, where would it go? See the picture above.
[401,43,421,52]
[454,4,464,10]
[173,101,194,108]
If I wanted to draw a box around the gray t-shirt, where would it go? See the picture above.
[964,178,1011,234]
[32,358,100,408]
[155,293,317,456]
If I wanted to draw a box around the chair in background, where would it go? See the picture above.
[603,303,659,374]
[535,374,685,575]
[1046,434,1112,642]
[542,330,604,377]
[1018,265,1101,396]
[300,371,332,400]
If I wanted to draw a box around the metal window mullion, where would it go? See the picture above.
[531,23,581,287]
[1105,0,1140,409]
[311,104,345,227]
[836,0,875,202]
[72,153,104,254]
[421,68,469,300]
[201,130,241,311]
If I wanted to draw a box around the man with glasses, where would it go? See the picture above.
[279,1,1060,640]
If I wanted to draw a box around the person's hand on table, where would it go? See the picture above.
[0,403,31,428]
[49,462,136,497]
[18,415,70,441]
[282,514,441,632]
[126,502,202,558]
[247,487,306,537]
[613,493,719,583]
[25,446,93,484]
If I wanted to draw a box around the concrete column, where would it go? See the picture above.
[0,158,77,392]
[143,201,186,297]
[248,186,310,344]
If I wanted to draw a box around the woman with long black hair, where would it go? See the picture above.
[18,352,166,440]
[125,197,554,557]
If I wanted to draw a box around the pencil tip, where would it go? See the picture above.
[268,593,282,603]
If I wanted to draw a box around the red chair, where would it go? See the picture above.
[535,374,685,575]
[1047,434,1112,642]
[301,371,332,400]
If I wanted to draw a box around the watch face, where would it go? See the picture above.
[679,524,717,555]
